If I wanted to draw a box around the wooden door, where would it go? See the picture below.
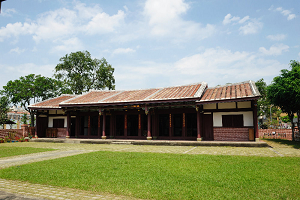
[203,114,214,140]
[37,117,48,138]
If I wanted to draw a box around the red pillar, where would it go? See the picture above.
[253,100,259,141]
[197,110,202,141]
[66,111,71,138]
[102,112,106,139]
[147,112,152,140]
[98,114,101,138]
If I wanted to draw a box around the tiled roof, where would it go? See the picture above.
[59,82,207,106]
[28,81,260,109]
[29,95,76,109]
[63,91,120,104]
[199,80,260,102]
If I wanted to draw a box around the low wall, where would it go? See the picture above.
[0,129,25,139]
[214,127,249,141]
[259,129,293,141]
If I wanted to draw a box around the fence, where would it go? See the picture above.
[0,126,34,139]
[258,129,297,141]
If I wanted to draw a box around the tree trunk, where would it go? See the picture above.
[289,112,295,141]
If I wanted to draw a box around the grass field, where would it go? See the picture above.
[0,151,299,200]
[0,146,55,158]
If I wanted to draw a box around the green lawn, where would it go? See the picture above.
[0,146,55,158]
[0,151,299,199]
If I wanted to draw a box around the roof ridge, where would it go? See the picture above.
[98,91,123,103]
[194,82,207,97]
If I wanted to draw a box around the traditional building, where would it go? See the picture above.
[28,80,260,141]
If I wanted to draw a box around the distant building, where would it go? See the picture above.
[5,106,30,129]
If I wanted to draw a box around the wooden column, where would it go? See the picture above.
[253,100,259,142]
[169,114,172,137]
[88,116,91,137]
[75,111,80,138]
[124,114,127,137]
[98,114,101,138]
[102,112,106,139]
[66,111,71,138]
[197,110,202,141]
[147,112,152,140]
[182,113,186,137]
[110,114,114,137]
[138,114,142,137]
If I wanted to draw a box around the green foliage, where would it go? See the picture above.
[255,79,269,117]
[1,151,300,199]
[0,96,9,127]
[267,60,300,140]
[1,74,61,127]
[54,51,115,95]
[21,114,28,125]
[281,115,291,123]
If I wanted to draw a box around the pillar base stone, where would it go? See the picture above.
[197,137,203,141]
[255,138,260,142]
[66,136,70,139]
[147,137,152,140]
[102,136,107,139]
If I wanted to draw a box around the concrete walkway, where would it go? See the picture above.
[31,138,269,147]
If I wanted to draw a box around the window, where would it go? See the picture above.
[53,119,64,128]
[222,115,243,127]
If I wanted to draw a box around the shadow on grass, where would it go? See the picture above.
[264,139,300,149]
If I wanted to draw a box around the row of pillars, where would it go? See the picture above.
[65,107,153,140]
[64,101,259,141]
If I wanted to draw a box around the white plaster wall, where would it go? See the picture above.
[213,111,253,127]
[237,101,251,108]
[203,103,216,109]
[48,116,67,128]
[218,102,236,109]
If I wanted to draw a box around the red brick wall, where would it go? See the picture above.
[0,129,25,139]
[57,128,67,138]
[214,127,250,141]
[259,129,293,141]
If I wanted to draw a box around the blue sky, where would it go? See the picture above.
[0,0,299,90]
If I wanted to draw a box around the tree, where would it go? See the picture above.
[54,51,115,95]
[255,78,268,117]
[0,96,9,128]
[267,60,300,141]
[1,74,62,127]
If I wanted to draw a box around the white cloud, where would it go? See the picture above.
[51,37,84,53]
[266,34,286,41]
[222,14,240,25]
[143,0,215,40]
[239,20,263,35]
[1,8,17,17]
[0,2,126,43]
[238,16,250,24]
[259,44,289,56]
[115,47,286,89]
[271,7,296,20]
[112,48,135,55]
[9,47,25,54]
[85,10,125,35]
